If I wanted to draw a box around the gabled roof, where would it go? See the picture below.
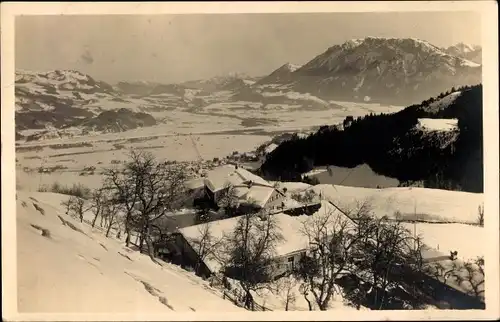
[204,165,280,207]
[180,199,452,277]
[204,165,237,192]
[235,185,276,208]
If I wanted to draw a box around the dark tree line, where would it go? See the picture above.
[260,84,483,193]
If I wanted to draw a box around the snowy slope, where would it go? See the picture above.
[16,191,243,313]
[419,91,463,114]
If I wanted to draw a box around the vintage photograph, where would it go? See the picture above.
[4,3,496,317]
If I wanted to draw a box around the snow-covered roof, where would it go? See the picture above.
[178,201,349,272]
[237,185,276,208]
[203,165,278,207]
[186,178,205,190]
[204,165,237,192]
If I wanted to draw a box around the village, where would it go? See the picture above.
[90,153,483,312]
[17,118,486,312]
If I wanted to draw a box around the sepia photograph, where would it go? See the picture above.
[1,1,499,321]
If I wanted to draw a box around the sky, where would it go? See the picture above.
[15,12,481,84]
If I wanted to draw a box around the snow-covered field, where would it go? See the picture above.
[417,118,459,132]
[302,184,485,264]
[308,164,400,188]
[401,222,484,262]
[15,133,271,191]
[16,190,244,313]
[310,184,483,224]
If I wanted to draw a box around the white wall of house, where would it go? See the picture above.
[271,250,307,278]
[264,190,286,210]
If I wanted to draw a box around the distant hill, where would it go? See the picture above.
[257,37,481,106]
[260,84,483,193]
[72,108,157,133]
[14,70,176,135]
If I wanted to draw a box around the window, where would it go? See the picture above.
[286,256,295,271]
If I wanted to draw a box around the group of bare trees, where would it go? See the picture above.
[60,150,188,259]
[193,196,484,311]
[188,212,284,310]
[101,150,188,260]
[61,186,121,238]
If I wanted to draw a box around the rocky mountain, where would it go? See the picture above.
[255,63,302,85]
[260,84,483,193]
[444,43,482,64]
[257,37,481,105]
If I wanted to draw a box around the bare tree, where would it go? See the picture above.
[353,216,417,309]
[102,198,121,238]
[217,182,240,216]
[68,196,87,223]
[89,188,107,228]
[298,283,314,311]
[103,150,187,260]
[453,256,485,299]
[222,212,284,310]
[272,274,298,311]
[103,165,138,247]
[295,208,359,310]
[425,253,461,286]
[61,197,75,216]
[190,222,223,275]
[477,204,484,227]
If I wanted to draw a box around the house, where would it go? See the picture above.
[176,201,353,281]
[202,165,286,210]
[176,199,473,281]
[185,178,206,206]
[172,199,485,309]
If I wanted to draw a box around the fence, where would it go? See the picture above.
[210,274,273,311]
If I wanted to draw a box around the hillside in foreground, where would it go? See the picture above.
[16,191,243,313]
[261,84,483,193]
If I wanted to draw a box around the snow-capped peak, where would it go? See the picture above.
[282,63,301,72]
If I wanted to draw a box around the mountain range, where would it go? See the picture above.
[255,37,481,105]
[14,37,482,136]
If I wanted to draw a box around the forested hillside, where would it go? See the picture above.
[260,84,483,193]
